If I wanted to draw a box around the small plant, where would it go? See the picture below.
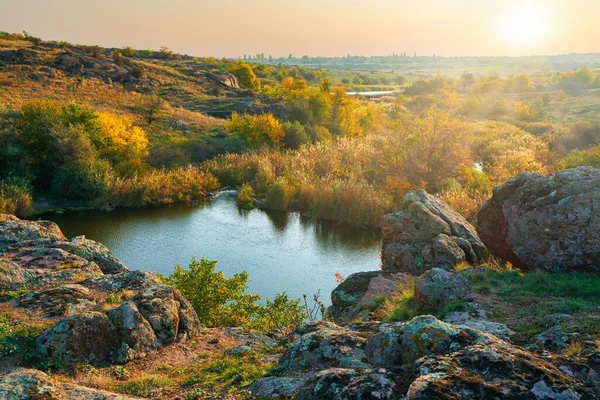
[475,283,492,294]
[369,296,387,311]
[75,363,99,376]
[106,292,123,304]
[438,300,469,319]
[564,340,583,357]
[303,290,326,322]
[113,365,130,380]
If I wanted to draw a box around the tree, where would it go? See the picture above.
[95,112,149,171]
[227,113,285,148]
[139,95,165,125]
[320,77,331,93]
[228,61,261,91]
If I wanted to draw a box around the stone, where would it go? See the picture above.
[414,268,473,311]
[0,368,139,399]
[477,167,600,273]
[248,376,309,398]
[365,315,493,367]
[407,341,584,399]
[279,321,370,371]
[0,215,65,252]
[329,271,410,324]
[443,312,514,341]
[36,312,122,365]
[296,368,400,400]
[381,190,488,274]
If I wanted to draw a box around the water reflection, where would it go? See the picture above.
[37,196,381,304]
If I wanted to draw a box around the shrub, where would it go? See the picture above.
[0,178,33,216]
[166,258,261,328]
[236,183,254,209]
[167,258,307,334]
[228,61,261,91]
[227,113,285,149]
[51,160,114,202]
[109,167,219,208]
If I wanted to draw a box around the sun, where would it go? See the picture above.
[500,3,549,46]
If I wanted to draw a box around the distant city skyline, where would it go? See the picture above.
[1,0,598,58]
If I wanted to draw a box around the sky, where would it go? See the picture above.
[0,0,598,58]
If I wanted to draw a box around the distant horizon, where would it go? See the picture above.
[5,32,600,61]
[1,0,599,59]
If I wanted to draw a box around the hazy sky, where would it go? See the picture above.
[1,0,598,58]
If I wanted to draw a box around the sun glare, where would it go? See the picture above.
[500,3,549,46]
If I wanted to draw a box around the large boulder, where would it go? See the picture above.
[0,368,140,399]
[407,341,583,399]
[0,216,127,291]
[381,191,488,274]
[329,271,410,324]
[365,315,493,367]
[413,268,473,311]
[278,321,370,371]
[477,167,600,273]
[18,271,202,365]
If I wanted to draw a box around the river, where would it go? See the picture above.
[38,195,382,304]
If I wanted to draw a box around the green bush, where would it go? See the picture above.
[167,258,306,334]
[51,160,114,201]
[0,178,33,216]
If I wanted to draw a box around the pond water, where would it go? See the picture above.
[38,195,382,304]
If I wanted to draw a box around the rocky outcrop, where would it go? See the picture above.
[0,215,202,367]
[0,369,140,399]
[0,215,127,291]
[329,271,410,323]
[250,316,590,399]
[381,190,488,274]
[477,167,600,273]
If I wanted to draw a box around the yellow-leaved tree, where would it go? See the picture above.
[227,112,285,149]
[95,112,149,173]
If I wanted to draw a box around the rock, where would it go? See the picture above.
[0,216,127,290]
[407,341,583,399]
[0,215,65,252]
[21,271,202,366]
[57,235,128,274]
[535,314,578,352]
[279,321,370,371]
[414,268,473,311]
[381,190,488,274]
[0,245,104,291]
[250,316,594,399]
[366,315,493,367]
[36,312,122,365]
[0,368,140,399]
[443,312,514,340]
[1,215,202,367]
[13,284,96,317]
[329,271,410,324]
[107,301,159,362]
[297,368,400,400]
[477,167,600,273]
[248,376,309,398]
[224,345,252,356]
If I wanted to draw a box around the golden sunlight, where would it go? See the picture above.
[499,3,549,46]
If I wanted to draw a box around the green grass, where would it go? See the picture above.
[117,375,175,397]
[183,354,274,388]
